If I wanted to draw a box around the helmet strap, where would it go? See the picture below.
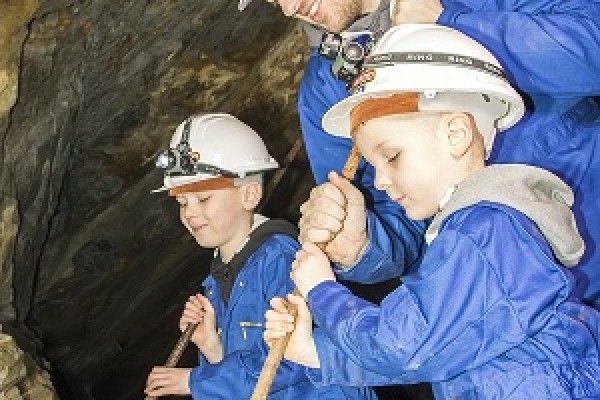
[168,177,235,196]
[350,92,419,132]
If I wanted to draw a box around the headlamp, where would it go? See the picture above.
[318,31,376,85]
[154,118,239,178]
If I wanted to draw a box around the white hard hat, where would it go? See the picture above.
[238,0,253,11]
[153,113,278,194]
[322,24,525,154]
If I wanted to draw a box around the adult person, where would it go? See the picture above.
[240,0,600,309]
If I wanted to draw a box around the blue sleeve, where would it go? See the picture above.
[189,237,309,398]
[298,49,353,185]
[306,206,570,386]
[438,0,600,95]
[335,208,426,283]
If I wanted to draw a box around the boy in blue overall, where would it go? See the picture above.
[144,113,375,399]
[264,26,600,399]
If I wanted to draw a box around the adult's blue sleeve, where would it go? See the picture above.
[306,206,571,385]
[334,208,425,283]
[438,0,600,96]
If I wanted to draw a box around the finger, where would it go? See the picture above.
[302,241,327,257]
[301,227,334,244]
[299,200,308,214]
[189,294,203,304]
[304,211,343,233]
[183,306,204,318]
[265,308,294,323]
[146,385,172,397]
[312,195,347,220]
[300,194,345,221]
[197,295,215,314]
[309,182,345,209]
[264,319,294,333]
[264,329,287,341]
[320,178,346,206]
[269,297,291,314]
[287,293,311,321]
[184,299,202,313]
[181,310,203,323]
[291,258,300,273]
[328,171,363,205]
[294,248,309,262]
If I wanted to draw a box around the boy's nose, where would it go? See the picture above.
[374,170,392,192]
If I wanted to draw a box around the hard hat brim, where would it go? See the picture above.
[323,87,524,139]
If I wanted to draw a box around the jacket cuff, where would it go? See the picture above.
[333,212,388,278]
[305,328,332,386]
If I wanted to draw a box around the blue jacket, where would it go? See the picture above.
[305,202,600,399]
[188,234,376,399]
[297,0,600,308]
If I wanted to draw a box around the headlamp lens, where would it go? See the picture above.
[343,42,364,62]
[155,150,176,170]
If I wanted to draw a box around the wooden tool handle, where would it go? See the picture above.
[145,323,198,400]
[249,145,361,400]
[249,288,300,400]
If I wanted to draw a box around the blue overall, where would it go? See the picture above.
[187,234,376,399]
[305,203,600,399]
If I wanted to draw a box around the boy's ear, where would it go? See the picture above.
[240,181,262,211]
[443,113,475,158]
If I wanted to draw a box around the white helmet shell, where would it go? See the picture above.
[238,0,253,11]
[322,24,525,154]
[155,113,278,192]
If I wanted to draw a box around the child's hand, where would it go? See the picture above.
[144,367,191,397]
[264,294,320,368]
[299,171,368,268]
[291,242,336,298]
[180,293,223,362]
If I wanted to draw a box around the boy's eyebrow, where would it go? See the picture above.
[373,139,396,153]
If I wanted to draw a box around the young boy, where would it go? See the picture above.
[144,113,376,399]
[264,25,600,399]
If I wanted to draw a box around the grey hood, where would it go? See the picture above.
[427,164,584,267]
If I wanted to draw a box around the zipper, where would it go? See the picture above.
[239,321,263,340]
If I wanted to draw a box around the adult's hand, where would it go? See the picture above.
[299,171,368,267]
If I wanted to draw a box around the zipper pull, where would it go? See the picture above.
[239,321,263,340]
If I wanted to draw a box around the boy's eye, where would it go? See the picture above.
[386,152,400,163]
[175,196,187,207]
